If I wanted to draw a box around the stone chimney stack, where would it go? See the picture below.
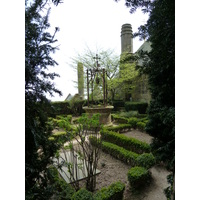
[77,62,84,99]
[121,24,133,54]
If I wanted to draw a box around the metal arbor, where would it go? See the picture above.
[86,54,108,107]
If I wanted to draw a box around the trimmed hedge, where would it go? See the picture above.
[101,141,139,166]
[50,101,72,116]
[105,124,132,133]
[71,188,93,200]
[127,117,138,129]
[136,153,155,169]
[48,166,75,199]
[136,121,146,132]
[101,129,151,154]
[127,167,151,190]
[112,100,125,111]
[94,181,125,200]
[90,138,155,169]
[125,102,148,114]
[111,114,128,124]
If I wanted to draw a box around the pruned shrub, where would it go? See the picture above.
[127,167,151,190]
[136,153,155,169]
[47,166,75,199]
[101,141,139,166]
[112,100,125,111]
[71,188,93,200]
[94,181,125,200]
[50,101,72,117]
[136,121,146,131]
[128,117,138,129]
[111,114,128,124]
[125,102,148,114]
[105,124,132,132]
[101,129,151,154]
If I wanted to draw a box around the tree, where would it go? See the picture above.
[71,47,120,101]
[116,0,175,198]
[25,0,63,198]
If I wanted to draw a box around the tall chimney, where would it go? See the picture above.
[121,24,133,53]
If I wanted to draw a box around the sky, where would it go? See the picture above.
[47,0,149,101]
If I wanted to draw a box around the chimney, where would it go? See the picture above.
[121,24,133,54]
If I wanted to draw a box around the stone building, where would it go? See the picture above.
[120,23,151,103]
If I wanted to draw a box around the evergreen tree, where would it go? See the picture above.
[25,0,63,198]
[116,0,175,198]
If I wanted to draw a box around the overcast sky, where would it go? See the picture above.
[47,0,149,101]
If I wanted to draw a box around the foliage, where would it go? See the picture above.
[101,129,150,154]
[94,181,125,200]
[124,102,148,114]
[127,117,138,129]
[118,110,138,118]
[111,100,125,111]
[136,153,155,169]
[118,54,139,100]
[49,101,72,117]
[47,166,75,200]
[111,114,128,124]
[164,173,175,200]
[71,188,94,200]
[92,140,155,168]
[127,167,151,190]
[71,47,120,101]
[105,124,132,133]
[25,0,63,198]
[59,113,102,192]
[136,121,146,131]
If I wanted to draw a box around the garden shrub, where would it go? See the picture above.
[71,188,94,200]
[128,117,138,129]
[101,129,151,154]
[111,114,128,124]
[118,111,138,118]
[136,153,155,169]
[127,167,151,190]
[47,166,75,199]
[50,101,72,117]
[105,124,132,132]
[101,141,139,166]
[90,138,155,168]
[112,100,125,111]
[94,181,125,200]
[136,121,146,132]
[125,102,148,114]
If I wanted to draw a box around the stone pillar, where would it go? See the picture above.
[77,62,84,99]
[121,23,133,53]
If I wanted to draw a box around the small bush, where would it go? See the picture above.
[128,117,138,129]
[127,167,151,190]
[101,129,150,154]
[111,114,128,124]
[112,100,125,111]
[105,124,132,132]
[136,121,146,131]
[71,188,93,200]
[125,102,148,114]
[102,141,139,166]
[136,153,155,169]
[47,166,75,199]
[118,111,138,118]
[94,181,125,200]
